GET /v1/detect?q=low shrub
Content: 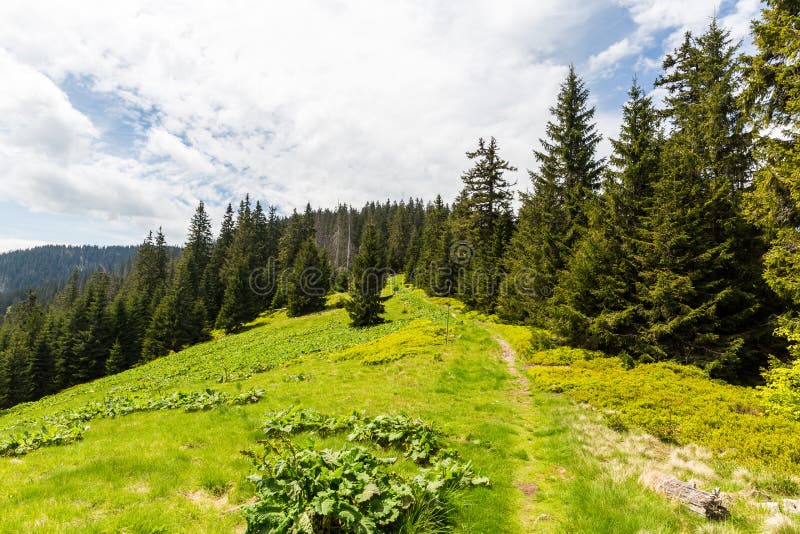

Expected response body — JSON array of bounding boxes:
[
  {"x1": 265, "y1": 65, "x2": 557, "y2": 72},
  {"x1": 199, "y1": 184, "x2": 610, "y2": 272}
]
[
  {"x1": 527, "y1": 357, "x2": 800, "y2": 476},
  {"x1": 759, "y1": 357, "x2": 800, "y2": 421},
  {"x1": 330, "y1": 320, "x2": 444, "y2": 365},
  {"x1": 524, "y1": 346, "x2": 603, "y2": 366},
  {"x1": 326, "y1": 292, "x2": 352, "y2": 309}
]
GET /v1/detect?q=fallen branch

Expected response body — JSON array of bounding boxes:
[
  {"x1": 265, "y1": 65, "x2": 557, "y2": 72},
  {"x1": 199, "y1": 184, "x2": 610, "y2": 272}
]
[{"x1": 640, "y1": 471, "x2": 729, "y2": 520}]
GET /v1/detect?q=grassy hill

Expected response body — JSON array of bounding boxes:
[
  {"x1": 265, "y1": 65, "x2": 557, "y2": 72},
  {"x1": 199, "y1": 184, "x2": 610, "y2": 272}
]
[{"x1": 1, "y1": 283, "x2": 798, "y2": 533}]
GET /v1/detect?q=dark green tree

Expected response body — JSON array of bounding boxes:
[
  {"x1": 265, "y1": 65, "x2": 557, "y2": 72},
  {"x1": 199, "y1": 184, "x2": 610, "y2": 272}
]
[
  {"x1": 550, "y1": 80, "x2": 662, "y2": 352},
  {"x1": 413, "y1": 196, "x2": 452, "y2": 296},
  {"x1": 215, "y1": 196, "x2": 264, "y2": 332},
  {"x1": 203, "y1": 203, "x2": 235, "y2": 320},
  {"x1": 387, "y1": 200, "x2": 409, "y2": 271},
  {"x1": 640, "y1": 20, "x2": 769, "y2": 379},
  {"x1": 287, "y1": 238, "x2": 329, "y2": 317},
  {"x1": 0, "y1": 292, "x2": 48, "y2": 405},
  {"x1": 449, "y1": 136, "x2": 516, "y2": 311},
  {"x1": 542, "y1": 65, "x2": 604, "y2": 250},
  {"x1": 121, "y1": 228, "x2": 170, "y2": 365},
  {"x1": 147, "y1": 202, "x2": 214, "y2": 359},
  {"x1": 76, "y1": 272, "x2": 114, "y2": 381},
  {"x1": 346, "y1": 223, "x2": 386, "y2": 326},
  {"x1": 500, "y1": 66, "x2": 602, "y2": 323},
  {"x1": 106, "y1": 297, "x2": 136, "y2": 374},
  {"x1": 744, "y1": 0, "x2": 800, "y2": 360},
  {"x1": 271, "y1": 205, "x2": 316, "y2": 308}
]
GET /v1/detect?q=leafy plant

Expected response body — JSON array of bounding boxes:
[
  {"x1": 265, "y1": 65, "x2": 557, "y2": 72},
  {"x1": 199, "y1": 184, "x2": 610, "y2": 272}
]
[
  {"x1": 244, "y1": 443, "x2": 416, "y2": 533},
  {"x1": 244, "y1": 408, "x2": 490, "y2": 533},
  {"x1": 0, "y1": 388, "x2": 265, "y2": 457},
  {"x1": 347, "y1": 414, "x2": 442, "y2": 463},
  {"x1": 261, "y1": 408, "x2": 444, "y2": 463}
]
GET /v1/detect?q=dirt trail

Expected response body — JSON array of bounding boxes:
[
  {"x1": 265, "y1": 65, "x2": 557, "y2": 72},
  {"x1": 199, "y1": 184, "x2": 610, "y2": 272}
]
[{"x1": 493, "y1": 335, "x2": 530, "y2": 391}]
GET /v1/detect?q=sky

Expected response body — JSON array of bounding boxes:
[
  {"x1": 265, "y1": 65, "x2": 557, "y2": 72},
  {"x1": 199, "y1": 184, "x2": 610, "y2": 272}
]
[{"x1": 0, "y1": 0, "x2": 763, "y2": 252}]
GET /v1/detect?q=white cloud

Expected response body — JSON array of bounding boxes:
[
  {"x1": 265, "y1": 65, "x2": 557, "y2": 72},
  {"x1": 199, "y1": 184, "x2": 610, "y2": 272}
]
[
  {"x1": 0, "y1": 49, "x2": 97, "y2": 161},
  {"x1": 0, "y1": 47, "x2": 198, "y2": 240},
  {"x1": 589, "y1": 38, "x2": 643, "y2": 75},
  {"x1": 0, "y1": 0, "x2": 764, "y2": 244},
  {"x1": 722, "y1": 0, "x2": 762, "y2": 49},
  {"x1": 144, "y1": 128, "x2": 215, "y2": 175},
  {"x1": 616, "y1": 0, "x2": 721, "y2": 36},
  {"x1": 1, "y1": 0, "x2": 610, "y2": 242},
  {"x1": 591, "y1": 0, "x2": 762, "y2": 76}
]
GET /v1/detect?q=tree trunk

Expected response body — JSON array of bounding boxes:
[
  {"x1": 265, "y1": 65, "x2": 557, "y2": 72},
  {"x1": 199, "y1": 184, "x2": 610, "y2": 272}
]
[{"x1": 640, "y1": 471, "x2": 729, "y2": 520}]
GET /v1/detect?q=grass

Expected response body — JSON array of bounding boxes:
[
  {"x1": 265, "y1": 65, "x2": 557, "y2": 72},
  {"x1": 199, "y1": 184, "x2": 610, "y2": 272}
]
[
  {"x1": 0, "y1": 282, "x2": 797, "y2": 532},
  {"x1": 0, "y1": 286, "x2": 533, "y2": 532}
]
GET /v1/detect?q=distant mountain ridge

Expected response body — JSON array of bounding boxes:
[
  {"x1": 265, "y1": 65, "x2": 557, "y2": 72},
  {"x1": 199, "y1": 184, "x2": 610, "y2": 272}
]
[{"x1": 0, "y1": 245, "x2": 139, "y2": 311}]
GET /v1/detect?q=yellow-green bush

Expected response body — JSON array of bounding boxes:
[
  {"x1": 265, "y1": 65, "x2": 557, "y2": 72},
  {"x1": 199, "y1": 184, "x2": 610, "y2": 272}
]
[
  {"x1": 325, "y1": 292, "x2": 352, "y2": 309},
  {"x1": 524, "y1": 346, "x2": 603, "y2": 366},
  {"x1": 329, "y1": 319, "x2": 445, "y2": 365},
  {"x1": 759, "y1": 358, "x2": 800, "y2": 421},
  {"x1": 527, "y1": 356, "x2": 800, "y2": 475}
]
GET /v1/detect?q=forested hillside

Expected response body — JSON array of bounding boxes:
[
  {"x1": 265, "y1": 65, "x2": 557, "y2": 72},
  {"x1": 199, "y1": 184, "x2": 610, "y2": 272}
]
[
  {"x1": 0, "y1": 245, "x2": 140, "y2": 311},
  {"x1": 1, "y1": 5, "x2": 799, "y2": 420}
]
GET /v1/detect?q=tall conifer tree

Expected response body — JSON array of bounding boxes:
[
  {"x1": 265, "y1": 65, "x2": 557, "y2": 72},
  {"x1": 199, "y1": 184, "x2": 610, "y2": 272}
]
[
  {"x1": 346, "y1": 223, "x2": 386, "y2": 326},
  {"x1": 745, "y1": 0, "x2": 800, "y2": 360},
  {"x1": 450, "y1": 136, "x2": 516, "y2": 311},
  {"x1": 500, "y1": 66, "x2": 602, "y2": 323},
  {"x1": 414, "y1": 196, "x2": 452, "y2": 296},
  {"x1": 642, "y1": 20, "x2": 768, "y2": 378},
  {"x1": 550, "y1": 81, "x2": 661, "y2": 351},
  {"x1": 287, "y1": 237, "x2": 329, "y2": 317},
  {"x1": 203, "y1": 203, "x2": 235, "y2": 320}
]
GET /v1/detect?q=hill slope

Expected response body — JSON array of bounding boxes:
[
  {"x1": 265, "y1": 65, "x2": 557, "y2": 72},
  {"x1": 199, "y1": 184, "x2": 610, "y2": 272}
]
[
  {"x1": 0, "y1": 285, "x2": 797, "y2": 532},
  {"x1": 0, "y1": 245, "x2": 139, "y2": 310}
]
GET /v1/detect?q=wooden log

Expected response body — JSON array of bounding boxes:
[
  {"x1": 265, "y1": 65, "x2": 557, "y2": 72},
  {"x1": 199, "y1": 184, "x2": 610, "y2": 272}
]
[{"x1": 640, "y1": 471, "x2": 729, "y2": 520}]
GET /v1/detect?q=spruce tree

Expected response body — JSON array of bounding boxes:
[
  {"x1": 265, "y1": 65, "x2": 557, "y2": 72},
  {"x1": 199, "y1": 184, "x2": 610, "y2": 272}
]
[
  {"x1": 542, "y1": 65, "x2": 604, "y2": 250},
  {"x1": 215, "y1": 196, "x2": 263, "y2": 332},
  {"x1": 287, "y1": 238, "x2": 329, "y2": 317},
  {"x1": 272, "y1": 205, "x2": 315, "y2": 308},
  {"x1": 0, "y1": 351, "x2": 28, "y2": 407},
  {"x1": 387, "y1": 200, "x2": 409, "y2": 272},
  {"x1": 450, "y1": 136, "x2": 516, "y2": 311},
  {"x1": 27, "y1": 314, "x2": 55, "y2": 399},
  {"x1": 121, "y1": 229, "x2": 171, "y2": 366},
  {"x1": 414, "y1": 196, "x2": 452, "y2": 296},
  {"x1": 203, "y1": 203, "x2": 235, "y2": 320},
  {"x1": 152, "y1": 201, "x2": 214, "y2": 356},
  {"x1": 105, "y1": 341, "x2": 125, "y2": 375},
  {"x1": 641, "y1": 20, "x2": 767, "y2": 379},
  {"x1": 550, "y1": 81, "x2": 661, "y2": 352},
  {"x1": 403, "y1": 199, "x2": 426, "y2": 283},
  {"x1": 500, "y1": 66, "x2": 602, "y2": 323},
  {"x1": 346, "y1": 223, "x2": 386, "y2": 326},
  {"x1": 106, "y1": 297, "x2": 135, "y2": 374},
  {"x1": 745, "y1": 0, "x2": 800, "y2": 360},
  {"x1": 0, "y1": 292, "x2": 48, "y2": 404},
  {"x1": 254, "y1": 203, "x2": 281, "y2": 307},
  {"x1": 142, "y1": 292, "x2": 175, "y2": 360},
  {"x1": 183, "y1": 202, "x2": 213, "y2": 298},
  {"x1": 76, "y1": 272, "x2": 113, "y2": 381}
]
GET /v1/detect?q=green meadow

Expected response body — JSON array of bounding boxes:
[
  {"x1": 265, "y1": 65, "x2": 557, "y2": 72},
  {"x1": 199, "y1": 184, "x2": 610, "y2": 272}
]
[{"x1": 0, "y1": 284, "x2": 797, "y2": 533}]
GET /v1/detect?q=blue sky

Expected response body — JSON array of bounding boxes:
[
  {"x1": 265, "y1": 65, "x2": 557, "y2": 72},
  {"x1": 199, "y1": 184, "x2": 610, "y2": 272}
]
[{"x1": 0, "y1": 0, "x2": 761, "y2": 252}]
